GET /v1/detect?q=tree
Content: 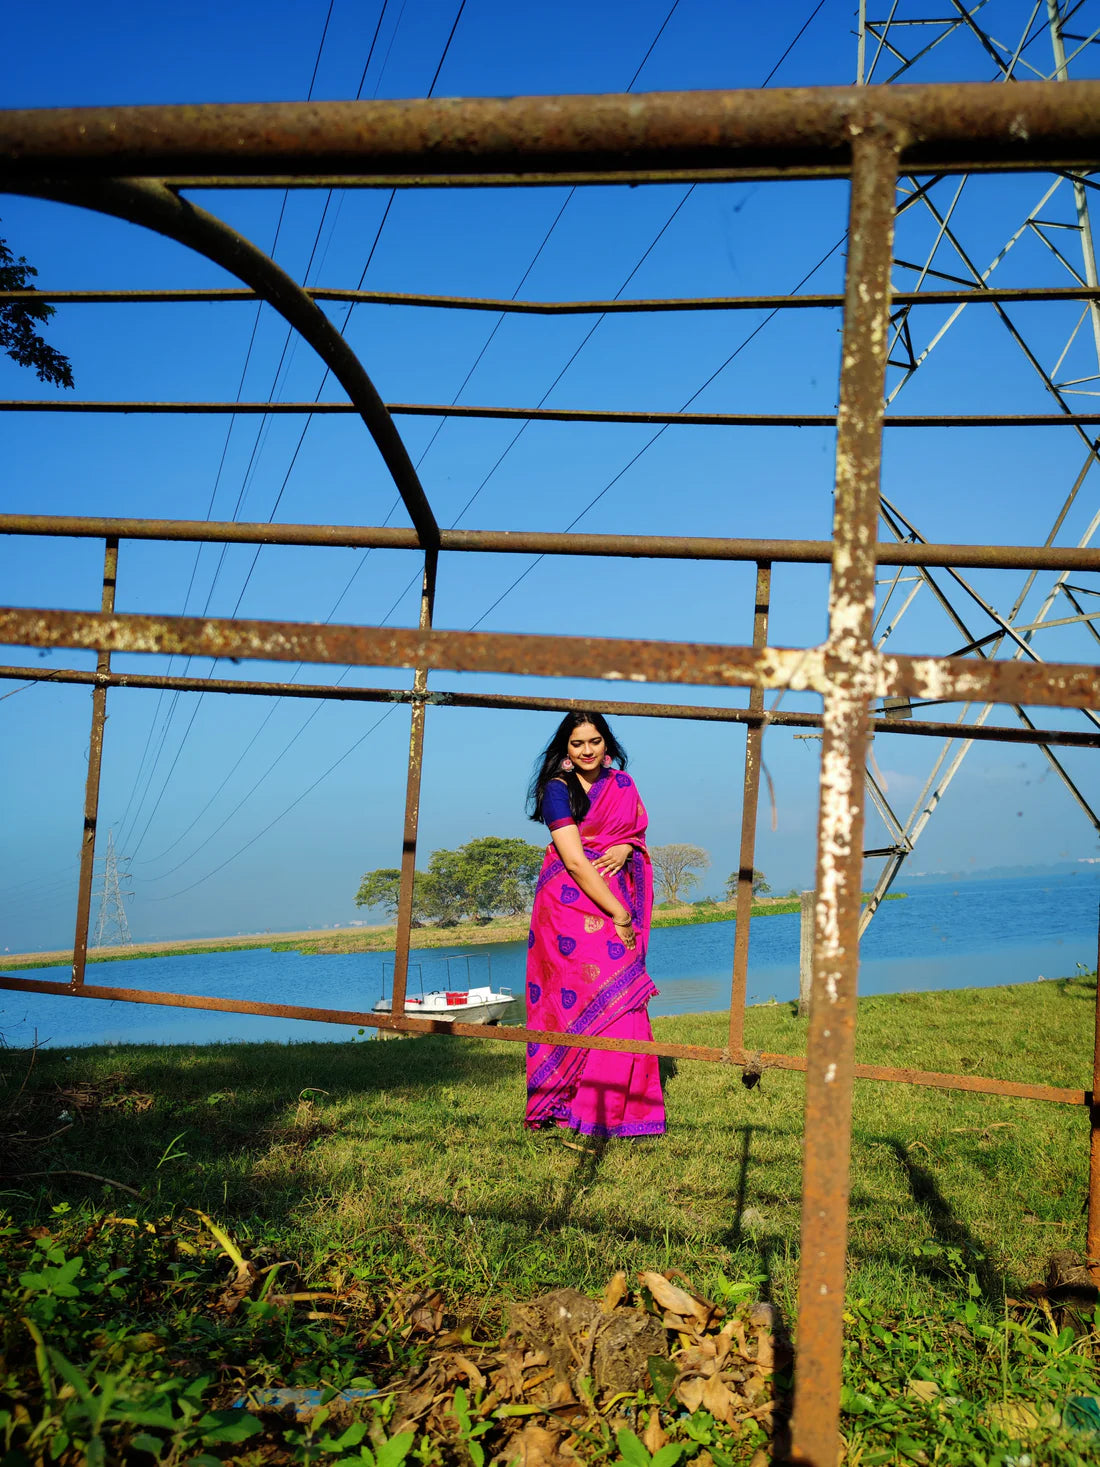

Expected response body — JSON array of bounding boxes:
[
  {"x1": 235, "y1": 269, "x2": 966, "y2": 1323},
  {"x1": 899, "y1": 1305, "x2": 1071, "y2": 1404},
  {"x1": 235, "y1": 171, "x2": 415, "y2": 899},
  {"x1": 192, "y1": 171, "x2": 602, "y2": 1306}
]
[
  {"x1": 356, "y1": 836, "x2": 547, "y2": 927},
  {"x1": 1, "y1": 223, "x2": 74, "y2": 388},
  {"x1": 650, "y1": 843, "x2": 710, "y2": 904},
  {"x1": 725, "y1": 868, "x2": 771, "y2": 900},
  {"x1": 355, "y1": 866, "x2": 437, "y2": 923},
  {"x1": 457, "y1": 836, "x2": 545, "y2": 918},
  {"x1": 355, "y1": 868, "x2": 403, "y2": 918}
]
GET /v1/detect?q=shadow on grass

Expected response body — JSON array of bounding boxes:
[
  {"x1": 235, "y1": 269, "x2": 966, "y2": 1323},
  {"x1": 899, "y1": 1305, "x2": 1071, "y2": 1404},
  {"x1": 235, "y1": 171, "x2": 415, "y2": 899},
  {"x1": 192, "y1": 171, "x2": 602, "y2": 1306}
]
[{"x1": 880, "y1": 1136, "x2": 1003, "y2": 1301}]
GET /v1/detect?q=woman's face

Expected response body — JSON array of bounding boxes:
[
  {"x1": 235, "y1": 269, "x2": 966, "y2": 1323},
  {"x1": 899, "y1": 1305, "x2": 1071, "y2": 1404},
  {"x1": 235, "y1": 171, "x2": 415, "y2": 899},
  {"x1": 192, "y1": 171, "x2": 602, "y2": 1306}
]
[{"x1": 567, "y1": 721, "x2": 606, "y2": 777}]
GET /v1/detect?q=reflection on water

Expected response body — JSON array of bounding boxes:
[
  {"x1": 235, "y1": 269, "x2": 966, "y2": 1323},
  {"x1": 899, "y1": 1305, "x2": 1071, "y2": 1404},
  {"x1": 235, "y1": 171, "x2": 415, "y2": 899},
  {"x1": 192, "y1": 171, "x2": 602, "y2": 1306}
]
[{"x1": 2, "y1": 873, "x2": 1096, "y2": 1048}]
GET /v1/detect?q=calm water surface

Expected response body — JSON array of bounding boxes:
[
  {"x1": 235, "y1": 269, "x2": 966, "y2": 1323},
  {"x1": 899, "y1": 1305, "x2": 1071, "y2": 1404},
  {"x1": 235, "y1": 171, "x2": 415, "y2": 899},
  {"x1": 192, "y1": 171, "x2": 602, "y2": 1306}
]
[{"x1": 3, "y1": 873, "x2": 1096, "y2": 1049}]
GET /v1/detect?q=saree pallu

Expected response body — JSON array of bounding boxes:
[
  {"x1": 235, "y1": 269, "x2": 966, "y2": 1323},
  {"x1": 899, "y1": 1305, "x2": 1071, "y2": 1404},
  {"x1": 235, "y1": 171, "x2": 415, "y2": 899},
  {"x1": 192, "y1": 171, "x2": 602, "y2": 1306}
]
[{"x1": 525, "y1": 770, "x2": 665, "y2": 1138}]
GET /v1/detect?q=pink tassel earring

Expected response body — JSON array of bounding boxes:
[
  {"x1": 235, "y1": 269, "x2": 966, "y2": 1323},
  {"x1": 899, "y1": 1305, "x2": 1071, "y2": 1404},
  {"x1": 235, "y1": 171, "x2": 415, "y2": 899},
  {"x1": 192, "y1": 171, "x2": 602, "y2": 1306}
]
[
  {"x1": 602, "y1": 754, "x2": 612, "y2": 767},
  {"x1": 560, "y1": 757, "x2": 574, "y2": 772}
]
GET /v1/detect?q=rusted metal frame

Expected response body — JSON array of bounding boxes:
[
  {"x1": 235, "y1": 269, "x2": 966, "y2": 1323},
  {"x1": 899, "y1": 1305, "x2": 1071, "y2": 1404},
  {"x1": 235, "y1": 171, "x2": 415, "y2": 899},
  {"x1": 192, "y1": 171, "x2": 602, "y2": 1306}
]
[
  {"x1": 1089, "y1": 905, "x2": 1100, "y2": 1281},
  {"x1": 0, "y1": 969, "x2": 1090, "y2": 1108},
  {"x1": 390, "y1": 550, "x2": 437, "y2": 1018},
  {"x1": 9, "y1": 177, "x2": 439, "y2": 549},
  {"x1": 3, "y1": 83, "x2": 1100, "y2": 181},
  {"x1": 6, "y1": 604, "x2": 1100, "y2": 710},
  {"x1": 791, "y1": 129, "x2": 900, "y2": 1467},
  {"x1": 728, "y1": 562, "x2": 771, "y2": 1055},
  {"x1": 70, "y1": 537, "x2": 118, "y2": 988},
  {"x1": 7, "y1": 284, "x2": 1100, "y2": 310},
  {"x1": 4, "y1": 662, "x2": 1100, "y2": 750},
  {"x1": 11, "y1": 511, "x2": 1100, "y2": 573},
  {"x1": 11, "y1": 397, "x2": 1100, "y2": 429}
]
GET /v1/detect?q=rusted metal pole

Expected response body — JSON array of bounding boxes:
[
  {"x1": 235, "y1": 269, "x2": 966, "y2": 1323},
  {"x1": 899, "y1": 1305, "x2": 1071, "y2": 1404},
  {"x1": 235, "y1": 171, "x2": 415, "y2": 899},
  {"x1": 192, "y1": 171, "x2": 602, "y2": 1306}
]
[
  {"x1": 389, "y1": 550, "x2": 437, "y2": 1018},
  {"x1": 7, "y1": 511, "x2": 1100, "y2": 575},
  {"x1": 728, "y1": 561, "x2": 771, "y2": 1054},
  {"x1": 70, "y1": 537, "x2": 119, "y2": 987},
  {"x1": 3, "y1": 662, "x2": 1098, "y2": 749},
  {"x1": 790, "y1": 129, "x2": 900, "y2": 1466},
  {"x1": 1088, "y1": 903, "x2": 1100, "y2": 1282},
  {"x1": 798, "y1": 891, "x2": 815, "y2": 1017}
]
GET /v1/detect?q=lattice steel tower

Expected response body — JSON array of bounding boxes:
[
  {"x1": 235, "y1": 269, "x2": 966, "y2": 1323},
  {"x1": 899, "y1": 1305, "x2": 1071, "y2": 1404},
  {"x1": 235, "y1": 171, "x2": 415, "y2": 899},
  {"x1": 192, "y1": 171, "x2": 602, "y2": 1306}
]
[
  {"x1": 852, "y1": 0, "x2": 1100, "y2": 926},
  {"x1": 92, "y1": 829, "x2": 134, "y2": 948}
]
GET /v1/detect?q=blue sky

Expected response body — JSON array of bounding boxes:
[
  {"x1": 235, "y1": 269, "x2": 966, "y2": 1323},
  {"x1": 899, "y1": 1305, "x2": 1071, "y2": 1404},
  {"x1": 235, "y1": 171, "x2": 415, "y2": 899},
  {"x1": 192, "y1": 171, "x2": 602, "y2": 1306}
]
[{"x1": 2, "y1": 0, "x2": 1100, "y2": 953}]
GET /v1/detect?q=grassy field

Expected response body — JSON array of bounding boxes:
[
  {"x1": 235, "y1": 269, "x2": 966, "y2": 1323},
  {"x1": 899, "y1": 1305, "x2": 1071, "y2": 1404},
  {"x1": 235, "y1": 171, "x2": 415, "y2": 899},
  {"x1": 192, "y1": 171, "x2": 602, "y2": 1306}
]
[{"x1": 2, "y1": 978, "x2": 1097, "y2": 1464}]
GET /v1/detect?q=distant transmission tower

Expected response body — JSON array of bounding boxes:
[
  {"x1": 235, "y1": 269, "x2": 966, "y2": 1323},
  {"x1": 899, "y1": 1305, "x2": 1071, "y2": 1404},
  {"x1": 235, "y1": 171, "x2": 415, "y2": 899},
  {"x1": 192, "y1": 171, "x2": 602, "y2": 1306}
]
[
  {"x1": 92, "y1": 829, "x2": 134, "y2": 947},
  {"x1": 849, "y1": 0, "x2": 1100, "y2": 929}
]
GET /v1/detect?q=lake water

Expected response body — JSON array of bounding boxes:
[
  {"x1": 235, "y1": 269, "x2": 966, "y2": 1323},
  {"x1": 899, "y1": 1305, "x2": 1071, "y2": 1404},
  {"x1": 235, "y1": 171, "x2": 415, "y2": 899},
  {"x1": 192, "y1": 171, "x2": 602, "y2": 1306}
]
[{"x1": 2, "y1": 873, "x2": 1097, "y2": 1050}]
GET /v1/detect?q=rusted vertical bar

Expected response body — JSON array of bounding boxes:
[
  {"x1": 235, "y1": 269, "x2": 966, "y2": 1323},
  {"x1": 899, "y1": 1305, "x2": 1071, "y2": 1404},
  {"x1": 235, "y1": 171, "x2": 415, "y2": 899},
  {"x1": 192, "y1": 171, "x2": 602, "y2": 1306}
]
[
  {"x1": 728, "y1": 560, "x2": 771, "y2": 1053},
  {"x1": 790, "y1": 128, "x2": 900, "y2": 1466},
  {"x1": 71, "y1": 536, "x2": 119, "y2": 987},
  {"x1": 389, "y1": 548, "x2": 437, "y2": 1016},
  {"x1": 1087, "y1": 903, "x2": 1100, "y2": 1282},
  {"x1": 798, "y1": 890, "x2": 815, "y2": 1016}
]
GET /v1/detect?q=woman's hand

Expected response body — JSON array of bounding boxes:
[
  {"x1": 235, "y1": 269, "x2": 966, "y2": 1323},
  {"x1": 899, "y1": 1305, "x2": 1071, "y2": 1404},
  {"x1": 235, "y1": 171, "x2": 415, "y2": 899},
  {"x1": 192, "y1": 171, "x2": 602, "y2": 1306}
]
[
  {"x1": 612, "y1": 912, "x2": 637, "y2": 951},
  {"x1": 594, "y1": 843, "x2": 632, "y2": 877}
]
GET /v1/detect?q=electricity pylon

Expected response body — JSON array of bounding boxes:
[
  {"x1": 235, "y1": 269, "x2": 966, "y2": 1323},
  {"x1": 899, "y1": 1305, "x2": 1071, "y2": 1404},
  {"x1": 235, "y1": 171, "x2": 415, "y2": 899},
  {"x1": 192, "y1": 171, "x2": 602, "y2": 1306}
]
[
  {"x1": 844, "y1": 0, "x2": 1100, "y2": 928},
  {"x1": 92, "y1": 830, "x2": 134, "y2": 947}
]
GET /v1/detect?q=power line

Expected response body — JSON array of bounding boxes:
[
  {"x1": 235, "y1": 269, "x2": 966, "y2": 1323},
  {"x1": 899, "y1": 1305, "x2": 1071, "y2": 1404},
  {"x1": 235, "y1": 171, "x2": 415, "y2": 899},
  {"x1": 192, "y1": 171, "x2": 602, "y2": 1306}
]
[
  {"x1": 136, "y1": 0, "x2": 471, "y2": 886},
  {"x1": 116, "y1": 0, "x2": 341, "y2": 854},
  {"x1": 140, "y1": 0, "x2": 834, "y2": 901},
  {"x1": 129, "y1": 0, "x2": 403, "y2": 865}
]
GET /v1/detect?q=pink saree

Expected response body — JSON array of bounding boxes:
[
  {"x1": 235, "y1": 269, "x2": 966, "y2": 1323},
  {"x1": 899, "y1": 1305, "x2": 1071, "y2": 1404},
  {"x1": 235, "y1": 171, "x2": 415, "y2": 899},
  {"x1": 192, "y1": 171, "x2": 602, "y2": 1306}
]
[{"x1": 525, "y1": 770, "x2": 665, "y2": 1138}]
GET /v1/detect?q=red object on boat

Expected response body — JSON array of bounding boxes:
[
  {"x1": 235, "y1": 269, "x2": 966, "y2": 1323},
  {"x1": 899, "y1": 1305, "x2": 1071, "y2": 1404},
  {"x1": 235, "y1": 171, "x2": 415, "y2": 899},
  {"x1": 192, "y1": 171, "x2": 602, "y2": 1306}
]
[{"x1": 445, "y1": 992, "x2": 465, "y2": 1005}]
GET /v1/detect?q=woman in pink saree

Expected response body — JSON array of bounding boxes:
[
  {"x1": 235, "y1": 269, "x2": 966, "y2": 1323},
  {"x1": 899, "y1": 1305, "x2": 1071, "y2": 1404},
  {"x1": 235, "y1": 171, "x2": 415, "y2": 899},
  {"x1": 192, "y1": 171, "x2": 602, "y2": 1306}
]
[{"x1": 524, "y1": 711, "x2": 665, "y2": 1138}]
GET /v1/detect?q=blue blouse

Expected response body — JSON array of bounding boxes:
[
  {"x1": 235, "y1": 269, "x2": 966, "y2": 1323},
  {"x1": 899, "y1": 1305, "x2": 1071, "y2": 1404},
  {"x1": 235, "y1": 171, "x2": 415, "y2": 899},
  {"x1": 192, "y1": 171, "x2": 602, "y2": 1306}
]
[{"x1": 541, "y1": 770, "x2": 608, "y2": 831}]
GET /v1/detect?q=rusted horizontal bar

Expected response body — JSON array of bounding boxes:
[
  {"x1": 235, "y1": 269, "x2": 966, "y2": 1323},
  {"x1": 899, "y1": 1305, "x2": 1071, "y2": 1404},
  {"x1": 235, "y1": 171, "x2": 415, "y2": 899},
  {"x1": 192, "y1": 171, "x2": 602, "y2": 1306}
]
[
  {"x1": 5, "y1": 512, "x2": 1100, "y2": 573},
  {"x1": 6, "y1": 399, "x2": 1100, "y2": 429},
  {"x1": 0, "y1": 972, "x2": 1087, "y2": 1107},
  {"x1": 3, "y1": 83, "x2": 1100, "y2": 183},
  {"x1": 2, "y1": 604, "x2": 1100, "y2": 710},
  {"x1": 3, "y1": 662, "x2": 1098, "y2": 750},
  {"x1": 3, "y1": 284, "x2": 1099, "y2": 311}
]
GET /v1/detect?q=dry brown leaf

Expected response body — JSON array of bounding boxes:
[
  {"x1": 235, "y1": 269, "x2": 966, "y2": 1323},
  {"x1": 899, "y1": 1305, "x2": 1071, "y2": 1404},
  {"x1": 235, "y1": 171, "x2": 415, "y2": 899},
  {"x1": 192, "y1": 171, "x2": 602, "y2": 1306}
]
[
  {"x1": 749, "y1": 1450, "x2": 769, "y2": 1467},
  {"x1": 675, "y1": 1377, "x2": 706, "y2": 1414},
  {"x1": 755, "y1": 1330, "x2": 774, "y2": 1372},
  {"x1": 724, "y1": 1318, "x2": 752, "y2": 1360},
  {"x1": 405, "y1": 1289, "x2": 445, "y2": 1336},
  {"x1": 643, "y1": 1272, "x2": 699, "y2": 1317},
  {"x1": 511, "y1": 1425, "x2": 567, "y2": 1467},
  {"x1": 643, "y1": 1408, "x2": 667, "y2": 1454},
  {"x1": 742, "y1": 1370, "x2": 768, "y2": 1405},
  {"x1": 601, "y1": 1271, "x2": 628, "y2": 1313},
  {"x1": 453, "y1": 1355, "x2": 486, "y2": 1389},
  {"x1": 701, "y1": 1374, "x2": 738, "y2": 1425},
  {"x1": 907, "y1": 1379, "x2": 940, "y2": 1403},
  {"x1": 217, "y1": 1259, "x2": 260, "y2": 1315}
]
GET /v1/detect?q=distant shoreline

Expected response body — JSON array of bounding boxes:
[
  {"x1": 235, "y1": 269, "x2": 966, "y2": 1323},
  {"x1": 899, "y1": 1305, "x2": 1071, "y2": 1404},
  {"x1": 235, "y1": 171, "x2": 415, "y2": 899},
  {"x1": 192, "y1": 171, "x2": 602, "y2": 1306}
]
[{"x1": 3, "y1": 892, "x2": 906, "y2": 972}]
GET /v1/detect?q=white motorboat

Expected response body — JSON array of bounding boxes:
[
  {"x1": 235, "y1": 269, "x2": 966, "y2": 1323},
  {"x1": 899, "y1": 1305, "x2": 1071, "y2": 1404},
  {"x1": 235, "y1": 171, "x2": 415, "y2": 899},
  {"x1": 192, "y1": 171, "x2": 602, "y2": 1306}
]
[{"x1": 372, "y1": 984, "x2": 514, "y2": 1025}]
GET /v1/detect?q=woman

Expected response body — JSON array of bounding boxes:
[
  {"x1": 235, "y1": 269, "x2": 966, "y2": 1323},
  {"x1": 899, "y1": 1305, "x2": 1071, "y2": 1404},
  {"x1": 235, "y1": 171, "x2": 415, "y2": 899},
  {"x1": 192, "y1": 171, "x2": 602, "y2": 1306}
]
[{"x1": 524, "y1": 711, "x2": 665, "y2": 1138}]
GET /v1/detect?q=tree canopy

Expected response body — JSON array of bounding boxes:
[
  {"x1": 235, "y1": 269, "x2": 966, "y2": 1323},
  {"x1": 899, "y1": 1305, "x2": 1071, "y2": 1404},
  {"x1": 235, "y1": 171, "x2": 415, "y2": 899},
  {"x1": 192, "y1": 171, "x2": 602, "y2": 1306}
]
[
  {"x1": 1, "y1": 223, "x2": 74, "y2": 388},
  {"x1": 356, "y1": 836, "x2": 545, "y2": 926},
  {"x1": 649, "y1": 843, "x2": 710, "y2": 903}
]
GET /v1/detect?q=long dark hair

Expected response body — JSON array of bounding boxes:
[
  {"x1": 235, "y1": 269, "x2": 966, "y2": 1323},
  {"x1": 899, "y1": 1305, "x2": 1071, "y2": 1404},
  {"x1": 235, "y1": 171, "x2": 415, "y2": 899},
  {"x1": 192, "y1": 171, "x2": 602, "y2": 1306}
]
[{"x1": 526, "y1": 711, "x2": 628, "y2": 826}]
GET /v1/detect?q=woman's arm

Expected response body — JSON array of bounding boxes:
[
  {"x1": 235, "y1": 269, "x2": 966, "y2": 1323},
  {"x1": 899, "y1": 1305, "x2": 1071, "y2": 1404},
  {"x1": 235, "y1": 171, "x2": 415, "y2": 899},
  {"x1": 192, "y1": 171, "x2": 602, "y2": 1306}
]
[{"x1": 549, "y1": 823, "x2": 636, "y2": 950}]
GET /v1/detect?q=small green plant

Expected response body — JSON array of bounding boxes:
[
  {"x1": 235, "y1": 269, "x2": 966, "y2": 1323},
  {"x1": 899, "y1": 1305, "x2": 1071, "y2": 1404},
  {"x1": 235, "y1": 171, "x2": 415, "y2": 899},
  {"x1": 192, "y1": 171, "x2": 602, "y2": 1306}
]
[{"x1": 615, "y1": 1426, "x2": 684, "y2": 1467}]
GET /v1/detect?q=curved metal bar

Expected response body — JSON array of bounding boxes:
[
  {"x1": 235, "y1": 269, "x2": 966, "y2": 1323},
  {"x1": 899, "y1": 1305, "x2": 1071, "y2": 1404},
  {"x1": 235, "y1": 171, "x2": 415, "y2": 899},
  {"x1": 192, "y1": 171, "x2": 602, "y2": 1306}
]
[{"x1": 12, "y1": 176, "x2": 439, "y2": 547}]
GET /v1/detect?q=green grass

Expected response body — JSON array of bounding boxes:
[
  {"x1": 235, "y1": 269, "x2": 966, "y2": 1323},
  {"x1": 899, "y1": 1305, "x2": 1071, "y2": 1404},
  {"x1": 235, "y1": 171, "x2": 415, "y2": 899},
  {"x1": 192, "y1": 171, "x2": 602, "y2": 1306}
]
[{"x1": 2, "y1": 976, "x2": 1098, "y2": 1464}]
